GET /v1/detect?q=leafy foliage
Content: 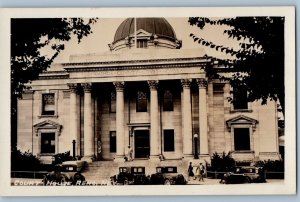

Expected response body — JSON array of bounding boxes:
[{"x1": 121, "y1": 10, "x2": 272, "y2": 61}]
[
  {"x1": 52, "y1": 151, "x2": 75, "y2": 165},
  {"x1": 11, "y1": 18, "x2": 97, "y2": 100},
  {"x1": 189, "y1": 17, "x2": 285, "y2": 115},
  {"x1": 210, "y1": 152, "x2": 236, "y2": 172},
  {"x1": 11, "y1": 148, "x2": 41, "y2": 171},
  {"x1": 255, "y1": 160, "x2": 284, "y2": 172},
  {"x1": 11, "y1": 18, "x2": 97, "y2": 147}
]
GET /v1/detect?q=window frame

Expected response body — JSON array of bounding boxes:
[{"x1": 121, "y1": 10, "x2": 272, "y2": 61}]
[
  {"x1": 40, "y1": 132, "x2": 56, "y2": 154},
  {"x1": 109, "y1": 131, "x2": 117, "y2": 153},
  {"x1": 233, "y1": 128, "x2": 251, "y2": 151},
  {"x1": 136, "y1": 91, "x2": 148, "y2": 112},
  {"x1": 163, "y1": 90, "x2": 174, "y2": 111},
  {"x1": 109, "y1": 91, "x2": 116, "y2": 113},
  {"x1": 39, "y1": 90, "x2": 58, "y2": 118},
  {"x1": 163, "y1": 129, "x2": 175, "y2": 152}
]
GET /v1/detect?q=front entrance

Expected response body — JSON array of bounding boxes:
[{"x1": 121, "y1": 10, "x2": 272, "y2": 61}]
[{"x1": 134, "y1": 130, "x2": 150, "y2": 158}]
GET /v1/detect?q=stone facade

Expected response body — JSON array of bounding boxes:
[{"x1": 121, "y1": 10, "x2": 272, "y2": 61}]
[{"x1": 16, "y1": 18, "x2": 280, "y2": 167}]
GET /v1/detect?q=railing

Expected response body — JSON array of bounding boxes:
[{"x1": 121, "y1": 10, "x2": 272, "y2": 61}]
[
  {"x1": 206, "y1": 171, "x2": 284, "y2": 179},
  {"x1": 11, "y1": 171, "x2": 48, "y2": 179}
]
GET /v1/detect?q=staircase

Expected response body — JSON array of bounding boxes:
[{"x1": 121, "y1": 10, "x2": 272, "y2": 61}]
[
  {"x1": 81, "y1": 159, "x2": 190, "y2": 183},
  {"x1": 82, "y1": 161, "x2": 119, "y2": 183}
]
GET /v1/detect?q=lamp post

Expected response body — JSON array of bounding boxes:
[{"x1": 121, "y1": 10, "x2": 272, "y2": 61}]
[
  {"x1": 72, "y1": 140, "x2": 76, "y2": 159},
  {"x1": 194, "y1": 134, "x2": 199, "y2": 159}
]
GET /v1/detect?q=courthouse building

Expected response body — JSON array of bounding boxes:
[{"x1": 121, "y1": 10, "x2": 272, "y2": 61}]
[{"x1": 17, "y1": 18, "x2": 281, "y2": 170}]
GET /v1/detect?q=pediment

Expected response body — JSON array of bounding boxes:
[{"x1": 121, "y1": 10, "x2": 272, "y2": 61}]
[
  {"x1": 34, "y1": 120, "x2": 61, "y2": 128},
  {"x1": 133, "y1": 29, "x2": 152, "y2": 38},
  {"x1": 226, "y1": 115, "x2": 258, "y2": 131},
  {"x1": 33, "y1": 120, "x2": 62, "y2": 136}
]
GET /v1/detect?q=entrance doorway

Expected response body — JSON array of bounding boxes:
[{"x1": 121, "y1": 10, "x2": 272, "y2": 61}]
[{"x1": 134, "y1": 130, "x2": 150, "y2": 158}]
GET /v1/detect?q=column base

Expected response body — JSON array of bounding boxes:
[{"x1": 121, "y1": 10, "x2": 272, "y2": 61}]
[{"x1": 114, "y1": 155, "x2": 126, "y2": 162}]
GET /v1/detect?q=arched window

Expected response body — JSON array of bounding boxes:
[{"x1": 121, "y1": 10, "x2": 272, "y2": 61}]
[
  {"x1": 163, "y1": 90, "x2": 173, "y2": 111},
  {"x1": 136, "y1": 91, "x2": 147, "y2": 112}
]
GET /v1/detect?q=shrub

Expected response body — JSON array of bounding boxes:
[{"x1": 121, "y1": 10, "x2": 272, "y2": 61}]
[
  {"x1": 52, "y1": 151, "x2": 75, "y2": 165},
  {"x1": 11, "y1": 148, "x2": 41, "y2": 171},
  {"x1": 210, "y1": 152, "x2": 236, "y2": 172},
  {"x1": 254, "y1": 160, "x2": 284, "y2": 172}
]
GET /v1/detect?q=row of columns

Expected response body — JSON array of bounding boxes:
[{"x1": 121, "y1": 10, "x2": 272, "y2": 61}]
[{"x1": 68, "y1": 79, "x2": 209, "y2": 161}]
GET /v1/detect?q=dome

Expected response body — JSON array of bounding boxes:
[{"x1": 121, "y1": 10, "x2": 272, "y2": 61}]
[
  {"x1": 109, "y1": 18, "x2": 182, "y2": 51},
  {"x1": 113, "y1": 18, "x2": 177, "y2": 43}
]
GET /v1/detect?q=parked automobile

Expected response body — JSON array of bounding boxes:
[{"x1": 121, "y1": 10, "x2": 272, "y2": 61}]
[
  {"x1": 110, "y1": 167, "x2": 150, "y2": 185},
  {"x1": 150, "y1": 166, "x2": 187, "y2": 185},
  {"x1": 43, "y1": 160, "x2": 86, "y2": 185},
  {"x1": 220, "y1": 166, "x2": 266, "y2": 184}
]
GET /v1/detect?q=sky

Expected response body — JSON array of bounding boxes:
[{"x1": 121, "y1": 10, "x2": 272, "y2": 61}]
[{"x1": 53, "y1": 17, "x2": 240, "y2": 63}]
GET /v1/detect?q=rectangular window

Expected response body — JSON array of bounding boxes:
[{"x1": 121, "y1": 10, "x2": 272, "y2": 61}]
[
  {"x1": 213, "y1": 83, "x2": 224, "y2": 93},
  {"x1": 137, "y1": 39, "x2": 148, "y2": 48},
  {"x1": 42, "y1": 93, "x2": 55, "y2": 115},
  {"x1": 233, "y1": 87, "x2": 248, "y2": 110},
  {"x1": 234, "y1": 128, "x2": 250, "y2": 151},
  {"x1": 163, "y1": 90, "x2": 174, "y2": 111},
  {"x1": 110, "y1": 91, "x2": 116, "y2": 113},
  {"x1": 41, "y1": 133, "x2": 55, "y2": 154},
  {"x1": 164, "y1": 129, "x2": 175, "y2": 152},
  {"x1": 110, "y1": 131, "x2": 116, "y2": 153},
  {"x1": 136, "y1": 91, "x2": 147, "y2": 112}
]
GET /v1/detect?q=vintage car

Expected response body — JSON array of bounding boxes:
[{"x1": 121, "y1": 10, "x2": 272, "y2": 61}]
[
  {"x1": 220, "y1": 166, "x2": 266, "y2": 184},
  {"x1": 110, "y1": 167, "x2": 150, "y2": 185},
  {"x1": 150, "y1": 166, "x2": 187, "y2": 185},
  {"x1": 43, "y1": 160, "x2": 86, "y2": 185}
]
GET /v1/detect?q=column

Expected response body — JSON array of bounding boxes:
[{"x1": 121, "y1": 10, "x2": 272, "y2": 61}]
[
  {"x1": 68, "y1": 83, "x2": 78, "y2": 156},
  {"x1": 181, "y1": 79, "x2": 193, "y2": 157},
  {"x1": 196, "y1": 78, "x2": 209, "y2": 156},
  {"x1": 82, "y1": 83, "x2": 94, "y2": 161},
  {"x1": 148, "y1": 80, "x2": 160, "y2": 159},
  {"x1": 113, "y1": 82, "x2": 125, "y2": 160}
]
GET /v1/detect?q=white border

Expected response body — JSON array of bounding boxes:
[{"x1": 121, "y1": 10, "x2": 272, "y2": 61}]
[{"x1": 0, "y1": 7, "x2": 296, "y2": 196}]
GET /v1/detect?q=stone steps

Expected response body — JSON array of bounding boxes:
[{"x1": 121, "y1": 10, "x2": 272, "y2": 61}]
[{"x1": 81, "y1": 159, "x2": 191, "y2": 182}]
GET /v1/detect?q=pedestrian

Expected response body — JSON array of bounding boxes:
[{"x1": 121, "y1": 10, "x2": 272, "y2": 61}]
[
  {"x1": 196, "y1": 163, "x2": 205, "y2": 182},
  {"x1": 188, "y1": 162, "x2": 194, "y2": 181},
  {"x1": 127, "y1": 145, "x2": 133, "y2": 161}
]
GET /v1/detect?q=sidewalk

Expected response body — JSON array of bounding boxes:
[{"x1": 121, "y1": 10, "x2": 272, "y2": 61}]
[{"x1": 187, "y1": 178, "x2": 284, "y2": 185}]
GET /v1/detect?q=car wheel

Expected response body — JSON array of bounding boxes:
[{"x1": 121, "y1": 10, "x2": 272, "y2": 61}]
[
  {"x1": 244, "y1": 177, "x2": 251, "y2": 183},
  {"x1": 124, "y1": 179, "x2": 129, "y2": 185},
  {"x1": 164, "y1": 179, "x2": 171, "y2": 185}
]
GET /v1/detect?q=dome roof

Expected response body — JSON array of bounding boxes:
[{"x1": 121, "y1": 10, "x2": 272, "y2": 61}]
[{"x1": 113, "y1": 18, "x2": 177, "y2": 43}]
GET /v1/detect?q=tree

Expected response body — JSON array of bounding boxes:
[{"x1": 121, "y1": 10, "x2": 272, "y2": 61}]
[
  {"x1": 189, "y1": 17, "x2": 285, "y2": 115},
  {"x1": 11, "y1": 18, "x2": 97, "y2": 147}
]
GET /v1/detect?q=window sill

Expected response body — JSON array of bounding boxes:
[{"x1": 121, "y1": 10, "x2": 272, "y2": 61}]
[
  {"x1": 232, "y1": 150, "x2": 254, "y2": 154},
  {"x1": 38, "y1": 115, "x2": 58, "y2": 118},
  {"x1": 230, "y1": 109, "x2": 253, "y2": 113}
]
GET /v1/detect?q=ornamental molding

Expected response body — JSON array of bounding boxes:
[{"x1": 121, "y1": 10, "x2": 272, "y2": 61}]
[
  {"x1": 63, "y1": 57, "x2": 209, "y2": 72},
  {"x1": 147, "y1": 80, "x2": 159, "y2": 90},
  {"x1": 196, "y1": 78, "x2": 208, "y2": 88},
  {"x1": 82, "y1": 83, "x2": 92, "y2": 93},
  {"x1": 113, "y1": 81, "x2": 125, "y2": 91},
  {"x1": 33, "y1": 120, "x2": 62, "y2": 136},
  {"x1": 180, "y1": 79, "x2": 192, "y2": 89},
  {"x1": 226, "y1": 115, "x2": 258, "y2": 132},
  {"x1": 67, "y1": 83, "x2": 78, "y2": 93}
]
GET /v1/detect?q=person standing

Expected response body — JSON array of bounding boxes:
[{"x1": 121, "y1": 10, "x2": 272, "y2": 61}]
[
  {"x1": 196, "y1": 163, "x2": 205, "y2": 182},
  {"x1": 127, "y1": 145, "x2": 133, "y2": 161},
  {"x1": 188, "y1": 162, "x2": 194, "y2": 181}
]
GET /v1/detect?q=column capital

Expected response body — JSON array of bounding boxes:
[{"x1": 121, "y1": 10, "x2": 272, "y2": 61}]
[
  {"x1": 113, "y1": 81, "x2": 125, "y2": 91},
  {"x1": 82, "y1": 83, "x2": 92, "y2": 93},
  {"x1": 181, "y1": 79, "x2": 192, "y2": 89},
  {"x1": 196, "y1": 78, "x2": 208, "y2": 88},
  {"x1": 67, "y1": 83, "x2": 78, "y2": 93},
  {"x1": 147, "y1": 80, "x2": 159, "y2": 90}
]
